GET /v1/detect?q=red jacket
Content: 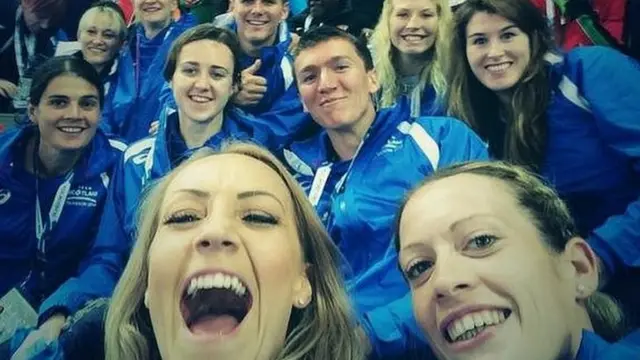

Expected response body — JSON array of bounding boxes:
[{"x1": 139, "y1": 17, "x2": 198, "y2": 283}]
[
  {"x1": 118, "y1": 0, "x2": 134, "y2": 24},
  {"x1": 531, "y1": 0, "x2": 626, "y2": 50}
]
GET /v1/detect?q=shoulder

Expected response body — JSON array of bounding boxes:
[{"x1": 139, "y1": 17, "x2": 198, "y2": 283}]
[
  {"x1": 123, "y1": 136, "x2": 155, "y2": 165},
  {"x1": 412, "y1": 116, "x2": 480, "y2": 140}
]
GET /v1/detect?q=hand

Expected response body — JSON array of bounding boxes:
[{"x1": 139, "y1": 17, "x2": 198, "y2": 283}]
[
  {"x1": 149, "y1": 120, "x2": 159, "y2": 135},
  {"x1": 288, "y1": 33, "x2": 300, "y2": 54},
  {"x1": 0, "y1": 79, "x2": 18, "y2": 99},
  {"x1": 10, "y1": 315, "x2": 66, "y2": 360},
  {"x1": 233, "y1": 59, "x2": 267, "y2": 107}
]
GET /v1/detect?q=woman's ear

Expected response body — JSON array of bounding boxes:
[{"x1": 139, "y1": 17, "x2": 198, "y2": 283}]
[
  {"x1": 291, "y1": 264, "x2": 312, "y2": 309},
  {"x1": 28, "y1": 104, "x2": 38, "y2": 125},
  {"x1": 562, "y1": 237, "x2": 599, "y2": 301}
]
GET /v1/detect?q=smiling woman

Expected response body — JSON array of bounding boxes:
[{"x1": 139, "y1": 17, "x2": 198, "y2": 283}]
[
  {"x1": 395, "y1": 161, "x2": 640, "y2": 360},
  {"x1": 104, "y1": 142, "x2": 368, "y2": 360}
]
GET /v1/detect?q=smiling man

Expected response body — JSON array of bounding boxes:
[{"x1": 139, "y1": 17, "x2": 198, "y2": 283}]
[{"x1": 282, "y1": 26, "x2": 489, "y2": 358}]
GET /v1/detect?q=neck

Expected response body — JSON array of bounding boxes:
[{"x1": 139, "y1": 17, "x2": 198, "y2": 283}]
[
  {"x1": 239, "y1": 31, "x2": 278, "y2": 58},
  {"x1": 569, "y1": 311, "x2": 595, "y2": 359},
  {"x1": 142, "y1": 19, "x2": 171, "y2": 39},
  {"x1": 397, "y1": 51, "x2": 431, "y2": 77},
  {"x1": 92, "y1": 63, "x2": 105, "y2": 75},
  {"x1": 178, "y1": 111, "x2": 225, "y2": 149},
  {"x1": 326, "y1": 103, "x2": 376, "y2": 161},
  {"x1": 496, "y1": 89, "x2": 513, "y2": 109},
  {"x1": 30, "y1": 137, "x2": 82, "y2": 178}
]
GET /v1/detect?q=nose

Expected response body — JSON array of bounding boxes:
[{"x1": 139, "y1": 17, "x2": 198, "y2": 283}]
[
  {"x1": 406, "y1": 13, "x2": 421, "y2": 29},
  {"x1": 65, "y1": 103, "x2": 82, "y2": 119},
  {"x1": 318, "y1": 68, "x2": 338, "y2": 93},
  {"x1": 193, "y1": 71, "x2": 210, "y2": 90},
  {"x1": 487, "y1": 39, "x2": 506, "y2": 58},
  {"x1": 250, "y1": 1, "x2": 265, "y2": 13},
  {"x1": 39, "y1": 18, "x2": 51, "y2": 30},
  {"x1": 192, "y1": 213, "x2": 239, "y2": 254},
  {"x1": 431, "y1": 253, "x2": 476, "y2": 300}
]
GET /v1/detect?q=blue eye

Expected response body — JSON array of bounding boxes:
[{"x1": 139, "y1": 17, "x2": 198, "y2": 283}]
[
  {"x1": 405, "y1": 259, "x2": 433, "y2": 281},
  {"x1": 466, "y1": 234, "x2": 498, "y2": 250}
]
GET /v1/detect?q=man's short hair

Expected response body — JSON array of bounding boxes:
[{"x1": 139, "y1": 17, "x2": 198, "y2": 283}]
[{"x1": 293, "y1": 26, "x2": 374, "y2": 71}]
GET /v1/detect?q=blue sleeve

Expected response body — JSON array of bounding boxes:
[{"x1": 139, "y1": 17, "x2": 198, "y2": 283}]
[
  {"x1": 38, "y1": 160, "x2": 132, "y2": 320},
  {"x1": 251, "y1": 86, "x2": 314, "y2": 148},
  {"x1": 567, "y1": 47, "x2": 640, "y2": 276},
  {"x1": 359, "y1": 118, "x2": 487, "y2": 357}
]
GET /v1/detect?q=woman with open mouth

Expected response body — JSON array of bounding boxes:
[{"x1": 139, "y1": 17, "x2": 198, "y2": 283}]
[
  {"x1": 370, "y1": 0, "x2": 451, "y2": 117},
  {"x1": 443, "y1": 0, "x2": 640, "y2": 326},
  {"x1": 0, "y1": 55, "x2": 125, "y2": 358},
  {"x1": 104, "y1": 142, "x2": 368, "y2": 360},
  {"x1": 395, "y1": 161, "x2": 640, "y2": 360}
]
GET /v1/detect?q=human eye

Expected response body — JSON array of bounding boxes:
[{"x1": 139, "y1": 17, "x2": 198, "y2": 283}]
[
  {"x1": 210, "y1": 69, "x2": 228, "y2": 80},
  {"x1": 404, "y1": 259, "x2": 433, "y2": 281},
  {"x1": 465, "y1": 234, "x2": 498, "y2": 251},
  {"x1": 49, "y1": 98, "x2": 68, "y2": 108},
  {"x1": 163, "y1": 209, "x2": 202, "y2": 225},
  {"x1": 300, "y1": 72, "x2": 317, "y2": 84},
  {"x1": 472, "y1": 36, "x2": 487, "y2": 46},
  {"x1": 181, "y1": 65, "x2": 198, "y2": 76},
  {"x1": 79, "y1": 97, "x2": 99, "y2": 110},
  {"x1": 395, "y1": 11, "x2": 409, "y2": 19},
  {"x1": 242, "y1": 210, "x2": 279, "y2": 226},
  {"x1": 501, "y1": 31, "x2": 517, "y2": 41},
  {"x1": 87, "y1": 28, "x2": 97, "y2": 35}
]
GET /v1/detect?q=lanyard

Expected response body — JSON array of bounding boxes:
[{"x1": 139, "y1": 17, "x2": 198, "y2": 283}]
[
  {"x1": 308, "y1": 136, "x2": 367, "y2": 207},
  {"x1": 13, "y1": 8, "x2": 36, "y2": 80},
  {"x1": 33, "y1": 144, "x2": 74, "y2": 260}
]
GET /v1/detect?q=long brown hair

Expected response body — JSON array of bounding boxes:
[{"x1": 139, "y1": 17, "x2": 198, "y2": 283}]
[
  {"x1": 105, "y1": 142, "x2": 369, "y2": 360},
  {"x1": 444, "y1": 0, "x2": 556, "y2": 171}
]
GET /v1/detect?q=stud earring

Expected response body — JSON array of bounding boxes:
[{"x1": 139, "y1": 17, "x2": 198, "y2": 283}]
[
  {"x1": 577, "y1": 284, "x2": 586, "y2": 294},
  {"x1": 297, "y1": 298, "x2": 306, "y2": 307}
]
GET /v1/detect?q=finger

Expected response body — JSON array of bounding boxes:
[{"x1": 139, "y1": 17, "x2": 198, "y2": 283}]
[
  {"x1": 247, "y1": 76, "x2": 267, "y2": 87},
  {"x1": 242, "y1": 59, "x2": 262, "y2": 75}
]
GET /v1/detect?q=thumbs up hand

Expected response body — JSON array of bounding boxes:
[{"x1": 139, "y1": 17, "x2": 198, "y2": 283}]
[{"x1": 233, "y1": 59, "x2": 268, "y2": 107}]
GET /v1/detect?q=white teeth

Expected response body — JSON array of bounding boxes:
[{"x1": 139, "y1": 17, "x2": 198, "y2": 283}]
[
  {"x1": 189, "y1": 95, "x2": 212, "y2": 103},
  {"x1": 59, "y1": 127, "x2": 83, "y2": 133},
  {"x1": 186, "y1": 273, "x2": 248, "y2": 298},
  {"x1": 486, "y1": 63, "x2": 511, "y2": 72},
  {"x1": 247, "y1": 20, "x2": 268, "y2": 25},
  {"x1": 445, "y1": 309, "x2": 508, "y2": 343},
  {"x1": 403, "y1": 35, "x2": 425, "y2": 41}
]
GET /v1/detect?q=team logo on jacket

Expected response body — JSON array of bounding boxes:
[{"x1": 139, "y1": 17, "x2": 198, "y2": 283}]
[
  {"x1": 377, "y1": 136, "x2": 403, "y2": 156},
  {"x1": 66, "y1": 185, "x2": 99, "y2": 207},
  {"x1": 0, "y1": 189, "x2": 11, "y2": 205}
]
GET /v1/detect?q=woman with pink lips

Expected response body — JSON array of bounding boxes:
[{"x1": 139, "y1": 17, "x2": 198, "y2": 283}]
[
  {"x1": 104, "y1": 143, "x2": 368, "y2": 360},
  {"x1": 395, "y1": 161, "x2": 640, "y2": 360},
  {"x1": 442, "y1": 0, "x2": 640, "y2": 328}
]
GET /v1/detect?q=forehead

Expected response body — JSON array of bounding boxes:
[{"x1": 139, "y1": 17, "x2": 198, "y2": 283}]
[
  {"x1": 392, "y1": 0, "x2": 437, "y2": 10},
  {"x1": 401, "y1": 174, "x2": 521, "y2": 232},
  {"x1": 466, "y1": 12, "x2": 515, "y2": 34},
  {"x1": 165, "y1": 154, "x2": 292, "y2": 204},
  {"x1": 294, "y1": 38, "x2": 363, "y2": 71},
  {"x1": 81, "y1": 11, "x2": 122, "y2": 31},
  {"x1": 235, "y1": 0, "x2": 285, "y2": 7},
  {"x1": 42, "y1": 74, "x2": 98, "y2": 96},
  {"x1": 177, "y1": 40, "x2": 234, "y2": 67}
]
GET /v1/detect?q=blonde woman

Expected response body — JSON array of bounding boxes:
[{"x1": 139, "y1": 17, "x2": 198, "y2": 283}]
[
  {"x1": 395, "y1": 161, "x2": 640, "y2": 359},
  {"x1": 370, "y1": 0, "x2": 451, "y2": 117},
  {"x1": 104, "y1": 142, "x2": 368, "y2": 360}
]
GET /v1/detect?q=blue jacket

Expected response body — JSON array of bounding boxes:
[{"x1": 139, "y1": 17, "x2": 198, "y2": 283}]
[
  {"x1": 541, "y1": 47, "x2": 640, "y2": 279},
  {"x1": 576, "y1": 330, "x2": 640, "y2": 359},
  {"x1": 283, "y1": 104, "x2": 489, "y2": 356},
  {"x1": 101, "y1": 14, "x2": 196, "y2": 142},
  {"x1": 68, "y1": 107, "x2": 281, "y2": 313},
  {"x1": 0, "y1": 126, "x2": 125, "y2": 321}
]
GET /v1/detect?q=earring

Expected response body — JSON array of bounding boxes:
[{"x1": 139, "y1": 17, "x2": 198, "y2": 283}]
[
  {"x1": 297, "y1": 298, "x2": 306, "y2": 307},
  {"x1": 577, "y1": 284, "x2": 586, "y2": 295},
  {"x1": 144, "y1": 292, "x2": 149, "y2": 308}
]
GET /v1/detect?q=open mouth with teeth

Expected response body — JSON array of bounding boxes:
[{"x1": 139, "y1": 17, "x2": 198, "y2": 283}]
[
  {"x1": 444, "y1": 309, "x2": 511, "y2": 344},
  {"x1": 58, "y1": 126, "x2": 87, "y2": 134},
  {"x1": 181, "y1": 273, "x2": 253, "y2": 336}
]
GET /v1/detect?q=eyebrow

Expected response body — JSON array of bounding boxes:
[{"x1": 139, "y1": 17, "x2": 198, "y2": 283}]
[
  {"x1": 173, "y1": 189, "x2": 285, "y2": 210},
  {"x1": 181, "y1": 61, "x2": 230, "y2": 71},
  {"x1": 298, "y1": 55, "x2": 352, "y2": 73},
  {"x1": 237, "y1": 190, "x2": 285, "y2": 211},
  {"x1": 449, "y1": 213, "x2": 498, "y2": 232},
  {"x1": 468, "y1": 25, "x2": 518, "y2": 38}
]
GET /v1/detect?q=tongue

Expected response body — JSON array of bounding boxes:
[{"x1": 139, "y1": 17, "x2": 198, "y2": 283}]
[{"x1": 190, "y1": 315, "x2": 239, "y2": 335}]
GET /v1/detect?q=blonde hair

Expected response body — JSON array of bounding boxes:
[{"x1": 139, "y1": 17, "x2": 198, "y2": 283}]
[
  {"x1": 370, "y1": 0, "x2": 451, "y2": 110},
  {"x1": 77, "y1": 6, "x2": 127, "y2": 42},
  {"x1": 105, "y1": 142, "x2": 369, "y2": 360},
  {"x1": 395, "y1": 161, "x2": 625, "y2": 342}
]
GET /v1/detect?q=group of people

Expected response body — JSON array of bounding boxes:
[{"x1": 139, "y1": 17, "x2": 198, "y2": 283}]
[{"x1": 1, "y1": 0, "x2": 640, "y2": 359}]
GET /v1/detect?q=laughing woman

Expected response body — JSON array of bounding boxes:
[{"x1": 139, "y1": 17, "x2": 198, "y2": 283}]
[
  {"x1": 105, "y1": 143, "x2": 368, "y2": 360},
  {"x1": 443, "y1": 0, "x2": 640, "y2": 322},
  {"x1": 0, "y1": 56, "x2": 124, "y2": 358},
  {"x1": 370, "y1": 0, "x2": 450, "y2": 117},
  {"x1": 395, "y1": 162, "x2": 640, "y2": 360}
]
